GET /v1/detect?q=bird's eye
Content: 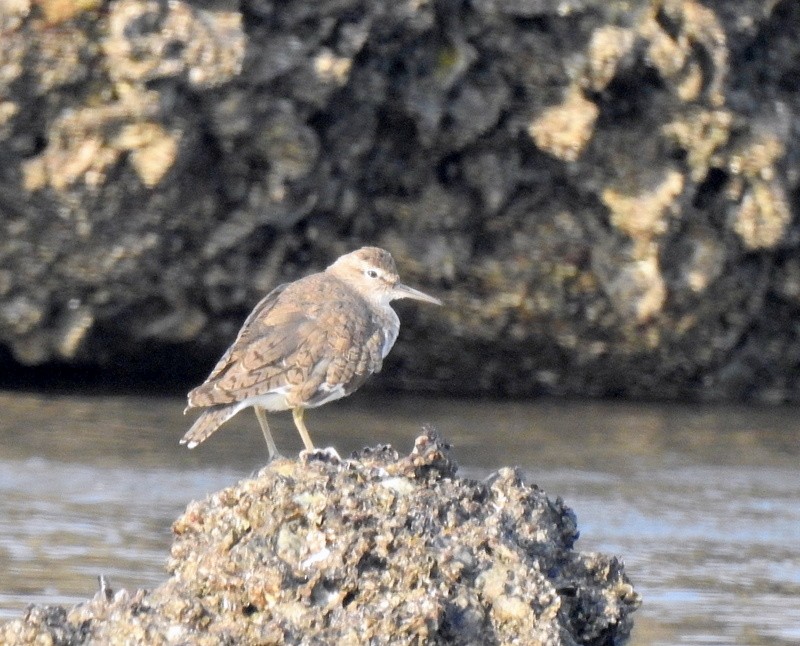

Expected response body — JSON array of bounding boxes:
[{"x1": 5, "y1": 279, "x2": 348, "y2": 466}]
[{"x1": 366, "y1": 269, "x2": 379, "y2": 279}]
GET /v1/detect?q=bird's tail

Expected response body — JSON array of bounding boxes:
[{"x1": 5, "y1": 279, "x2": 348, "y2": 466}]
[{"x1": 181, "y1": 405, "x2": 238, "y2": 449}]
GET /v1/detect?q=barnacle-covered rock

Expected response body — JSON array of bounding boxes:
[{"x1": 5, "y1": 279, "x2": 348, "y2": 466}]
[{"x1": 0, "y1": 432, "x2": 639, "y2": 644}]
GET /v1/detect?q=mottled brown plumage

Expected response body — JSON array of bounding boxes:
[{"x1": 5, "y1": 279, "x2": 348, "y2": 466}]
[{"x1": 182, "y1": 247, "x2": 441, "y2": 458}]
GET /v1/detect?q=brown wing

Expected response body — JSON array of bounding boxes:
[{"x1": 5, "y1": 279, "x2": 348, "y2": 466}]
[
  {"x1": 199, "y1": 282, "x2": 290, "y2": 384},
  {"x1": 187, "y1": 274, "x2": 387, "y2": 409},
  {"x1": 300, "y1": 298, "x2": 386, "y2": 405},
  {"x1": 186, "y1": 281, "x2": 304, "y2": 408}
]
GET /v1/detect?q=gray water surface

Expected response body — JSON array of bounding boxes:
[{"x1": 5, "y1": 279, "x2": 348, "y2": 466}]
[{"x1": 0, "y1": 391, "x2": 798, "y2": 645}]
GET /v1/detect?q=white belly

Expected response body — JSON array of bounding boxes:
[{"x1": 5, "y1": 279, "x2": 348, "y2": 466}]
[
  {"x1": 233, "y1": 389, "x2": 291, "y2": 414},
  {"x1": 234, "y1": 382, "x2": 349, "y2": 413}
]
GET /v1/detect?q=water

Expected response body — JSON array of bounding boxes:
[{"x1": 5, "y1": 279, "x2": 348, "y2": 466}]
[{"x1": 0, "y1": 390, "x2": 798, "y2": 645}]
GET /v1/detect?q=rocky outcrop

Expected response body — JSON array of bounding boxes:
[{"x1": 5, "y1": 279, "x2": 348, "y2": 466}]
[
  {"x1": 0, "y1": 432, "x2": 640, "y2": 644},
  {"x1": 1, "y1": 0, "x2": 799, "y2": 400}
]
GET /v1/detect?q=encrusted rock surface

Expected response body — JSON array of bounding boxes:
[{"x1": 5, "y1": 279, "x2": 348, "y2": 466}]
[
  {"x1": 2, "y1": 1, "x2": 800, "y2": 401},
  {"x1": 1, "y1": 432, "x2": 639, "y2": 645}
]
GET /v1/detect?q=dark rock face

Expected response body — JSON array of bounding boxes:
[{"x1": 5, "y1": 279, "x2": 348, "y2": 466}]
[
  {"x1": 0, "y1": 432, "x2": 640, "y2": 644},
  {"x1": 1, "y1": 0, "x2": 799, "y2": 400}
]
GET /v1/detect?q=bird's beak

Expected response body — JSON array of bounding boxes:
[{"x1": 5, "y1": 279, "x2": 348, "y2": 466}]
[{"x1": 392, "y1": 283, "x2": 442, "y2": 305}]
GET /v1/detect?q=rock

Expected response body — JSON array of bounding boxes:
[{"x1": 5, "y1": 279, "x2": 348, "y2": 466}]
[
  {"x1": 1, "y1": 1, "x2": 800, "y2": 402},
  {"x1": 0, "y1": 431, "x2": 639, "y2": 645}
]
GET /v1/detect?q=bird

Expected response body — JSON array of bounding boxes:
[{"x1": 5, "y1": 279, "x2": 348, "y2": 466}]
[{"x1": 181, "y1": 246, "x2": 441, "y2": 459}]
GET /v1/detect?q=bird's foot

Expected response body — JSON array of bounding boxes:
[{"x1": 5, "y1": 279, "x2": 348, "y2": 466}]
[
  {"x1": 299, "y1": 446, "x2": 342, "y2": 464},
  {"x1": 266, "y1": 449, "x2": 284, "y2": 463}
]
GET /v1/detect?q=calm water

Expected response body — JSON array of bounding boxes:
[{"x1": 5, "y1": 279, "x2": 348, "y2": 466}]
[{"x1": 0, "y1": 390, "x2": 799, "y2": 645}]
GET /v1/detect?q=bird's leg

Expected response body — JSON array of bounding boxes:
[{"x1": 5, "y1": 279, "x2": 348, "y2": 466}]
[
  {"x1": 292, "y1": 407, "x2": 316, "y2": 451},
  {"x1": 254, "y1": 406, "x2": 279, "y2": 460},
  {"x1": 293, "y1": 409, "x2": 341, "y2": 462}
]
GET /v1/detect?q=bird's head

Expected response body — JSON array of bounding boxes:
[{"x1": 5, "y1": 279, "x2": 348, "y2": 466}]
[{"x1": 326, "y1": 247, "x2": 442, "y2": 307}]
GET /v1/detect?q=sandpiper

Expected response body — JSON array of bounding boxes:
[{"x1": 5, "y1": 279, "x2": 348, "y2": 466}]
[{"x1": 181, "y1": 247, "x2": 441, "y2": 458}]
